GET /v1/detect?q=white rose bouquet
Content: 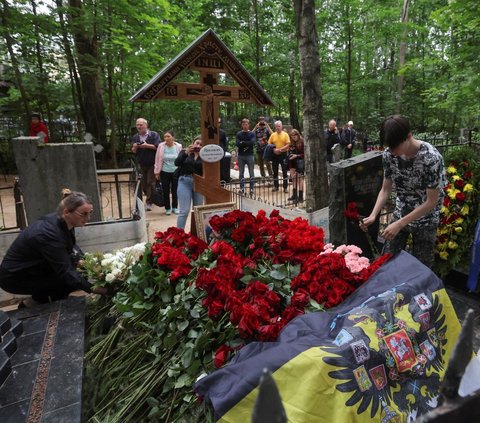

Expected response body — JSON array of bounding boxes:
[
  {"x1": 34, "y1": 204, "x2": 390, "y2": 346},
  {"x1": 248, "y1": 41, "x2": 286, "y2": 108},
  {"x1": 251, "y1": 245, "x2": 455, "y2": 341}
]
[{"x1": 81, "y1": 243, "x2": 146, "y2": 289}]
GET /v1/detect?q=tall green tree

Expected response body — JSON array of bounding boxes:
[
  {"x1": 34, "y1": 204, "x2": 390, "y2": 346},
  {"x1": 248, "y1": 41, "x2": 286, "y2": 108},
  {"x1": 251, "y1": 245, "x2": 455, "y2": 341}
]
[
  {"x1": 293, "y1": 0, "x2": 328, "y2": 211},
  {"x1": 1, "y1": 0, "x2": 31, "y2": 124},
  {"x1": 68, "y1": 0, "x2": 107, "y2": 145}
]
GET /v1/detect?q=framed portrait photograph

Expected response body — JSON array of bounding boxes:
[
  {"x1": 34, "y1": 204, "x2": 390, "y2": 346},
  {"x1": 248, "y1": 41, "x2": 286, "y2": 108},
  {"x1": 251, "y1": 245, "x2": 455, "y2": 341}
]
[{"x1": 194, "y1": 202, "x2": 236, "y2": 243}]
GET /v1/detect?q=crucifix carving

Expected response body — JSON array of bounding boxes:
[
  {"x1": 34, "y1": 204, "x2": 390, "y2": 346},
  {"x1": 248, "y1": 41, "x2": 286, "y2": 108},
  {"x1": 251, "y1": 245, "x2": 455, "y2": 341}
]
[{"x1": 129, "y1": 29, "x2": 274, "y2": 205}]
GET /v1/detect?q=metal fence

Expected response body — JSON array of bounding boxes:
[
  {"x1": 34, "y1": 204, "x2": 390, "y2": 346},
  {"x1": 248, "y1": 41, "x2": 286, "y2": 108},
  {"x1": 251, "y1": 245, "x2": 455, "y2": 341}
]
[
  {"x1": 0, "y1": 168, "x2": 140, "y2": 231},
  {"x1": 97, "y1": 168, "x2": 138, "y2": 220},
  {"x1": 222, "y1": 176, "x2": 305, "y2": 210}
]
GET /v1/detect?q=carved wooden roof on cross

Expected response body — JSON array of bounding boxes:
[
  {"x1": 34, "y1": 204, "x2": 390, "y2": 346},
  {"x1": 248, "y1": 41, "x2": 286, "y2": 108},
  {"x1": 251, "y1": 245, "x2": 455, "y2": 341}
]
[{"x1": 129, "y1": 28, "x2": 274, "y2": 204}]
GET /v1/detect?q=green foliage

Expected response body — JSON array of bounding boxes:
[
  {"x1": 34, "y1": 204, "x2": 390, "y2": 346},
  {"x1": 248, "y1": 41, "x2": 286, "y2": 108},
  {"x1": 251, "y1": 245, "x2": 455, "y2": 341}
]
[
  {"x1": 83, "y1": 252, "x2": 217, "y2": 422},
  {"x1": 1, "y1": 0, "x2": 479, "y2": 157}
]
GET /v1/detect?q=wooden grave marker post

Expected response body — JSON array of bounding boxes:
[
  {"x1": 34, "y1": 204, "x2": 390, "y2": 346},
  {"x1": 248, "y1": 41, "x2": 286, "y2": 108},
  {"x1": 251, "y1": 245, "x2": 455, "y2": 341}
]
[{"x1": 129, "y1": 29, "x2": 274, "y2": 205}]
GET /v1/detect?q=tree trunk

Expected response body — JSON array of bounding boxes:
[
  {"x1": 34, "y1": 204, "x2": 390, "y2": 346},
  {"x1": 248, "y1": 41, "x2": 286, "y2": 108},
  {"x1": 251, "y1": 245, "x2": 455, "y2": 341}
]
[
  {"x1": 68, "y1": 0, "x2": 107, "y2": 145},
  {"x1": 293, "y1": 0, "x2": 329, "y2": 211},
  {"x1": 345, "y1": 2, "x2": 353, "y2": 120},
  {"x1": 1, "y1": 0, "x2": 31, "y2": 125},
  {"x1": 253, "y1": 0, "x2": 261, "y2": 84},
  {"x1": 106, "y1": 1, "x2": 117, "y2": 167},
  {"x1": 56, "y1": 0, "x2": 85, "y2": 140},
  {"x1": 396, "y1": 0, "x2": 410, "y2": 113},
  {"x1": 31, "y1": 0, "x2": 55, "y2": 141},
  {"x1": 288, "y1": 66, "x2": 300, "y2": 129}
]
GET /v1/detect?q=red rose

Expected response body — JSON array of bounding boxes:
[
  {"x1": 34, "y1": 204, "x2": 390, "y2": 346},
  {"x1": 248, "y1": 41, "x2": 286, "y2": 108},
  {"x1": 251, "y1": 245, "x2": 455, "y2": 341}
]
[
  {"x1": 455, "y1": 192, "x2": 466, "y2": 202},
  {"x1": 454, "y1": 179, "x2": 465, "y2": 189},
  {"x1": 251, "y1": 301, "x2": 272, "y2": 322},
  {"x1": 291, "y1": 289, "x2": 310, "y2": 308},
  {"x1": 214, "y1": 344, "x2": 234, "y2": 368},
  {"x1": 257, "y1": 323, "x2": 284, "y2": 342},
  {"x1": 170, "y1": 265, "x2": 191, "y2": 282},
  {"x1": 238, "y1": 304, "x2": 261, "y2": 339},
  {"x1": 186, "y1": 237, "x2": 208, "y2": 259},
  {"x1": 344, "y1": 202, "x2": 360, "y2": 221},
  {"x1": 231, "y1": 227, "x2": 246, "y2": 243},
  {"x1": 207, "y1": 299, "x2": 225, "y2": 318},
  {"x1": 244, "y1": 281, "x2": 269, "y2": 296},
  {"x1": 211, "y1": 241, "x2": 235, "y2": 256},
  {"x1": 264, "y1": 290, "x2": 281, "y2": 308},
  {"x1": 282, "y1": 304, "x2": 304, "y2": 321}
]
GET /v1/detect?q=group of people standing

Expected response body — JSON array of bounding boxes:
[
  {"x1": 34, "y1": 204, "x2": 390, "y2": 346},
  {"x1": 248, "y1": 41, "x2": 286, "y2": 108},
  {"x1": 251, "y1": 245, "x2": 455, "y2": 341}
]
[
  {"x1": 236, "y1": 117, "x2": 305, "y2": 203},
  {"x1": 324, "y1": 119, "x2": 357, "y2": 163},
  {"x1": 131, "y1": 118, "x2": 204, "y2": 230},
  {"x1": 134, "y1": 115, "x2": 308, "y2": 228},
  {"x1": 0, "y1": 113, "x2": 446, "y2": 310}
]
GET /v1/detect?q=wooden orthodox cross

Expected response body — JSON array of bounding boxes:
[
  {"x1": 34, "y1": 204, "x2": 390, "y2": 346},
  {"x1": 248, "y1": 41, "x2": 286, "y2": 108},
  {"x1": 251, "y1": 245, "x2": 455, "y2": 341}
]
[{"x1": 129, "y1": 29, "x2": 274, "y2": 204}]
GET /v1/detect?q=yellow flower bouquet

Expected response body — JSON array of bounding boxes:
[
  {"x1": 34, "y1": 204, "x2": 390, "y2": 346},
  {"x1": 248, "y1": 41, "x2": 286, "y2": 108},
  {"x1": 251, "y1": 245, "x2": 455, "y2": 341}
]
[{"x1": 434, "y1": 147, "x2": 479, "y2": 276}]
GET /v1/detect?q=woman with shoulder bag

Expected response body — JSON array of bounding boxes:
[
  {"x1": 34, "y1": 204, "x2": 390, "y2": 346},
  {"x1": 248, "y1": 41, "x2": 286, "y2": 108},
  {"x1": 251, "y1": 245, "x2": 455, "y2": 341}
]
[
  {"x1": 154, "y1": 130, "x2": 183, "y2": 215},
  {"x1": 287, "y1": 129, "x2": 305, "y2": 203}
]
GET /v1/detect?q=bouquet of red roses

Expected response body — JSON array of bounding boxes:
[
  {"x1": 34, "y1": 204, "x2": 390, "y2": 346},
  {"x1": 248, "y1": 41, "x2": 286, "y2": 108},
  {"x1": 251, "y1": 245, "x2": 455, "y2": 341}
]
[{"x1": 84, "y1": 209, "x2": 390, "y2": 422}]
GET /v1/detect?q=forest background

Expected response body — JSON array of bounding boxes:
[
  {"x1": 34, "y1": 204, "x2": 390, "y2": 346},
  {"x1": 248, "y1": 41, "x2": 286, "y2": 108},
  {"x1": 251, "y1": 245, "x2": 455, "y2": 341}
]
[{"x1": 0, "y1": 0, "x2": 478, "y2": 169}]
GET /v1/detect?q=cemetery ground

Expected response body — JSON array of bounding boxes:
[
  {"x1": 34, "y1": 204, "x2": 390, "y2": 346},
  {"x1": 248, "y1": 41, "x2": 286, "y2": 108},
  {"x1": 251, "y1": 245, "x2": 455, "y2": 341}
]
[
  {"x1": 1, "y1": 165, "x2": 480, "y2": 329},
  {"x1": 1, "y1": 167, "x2": 480, "y2": 422}
]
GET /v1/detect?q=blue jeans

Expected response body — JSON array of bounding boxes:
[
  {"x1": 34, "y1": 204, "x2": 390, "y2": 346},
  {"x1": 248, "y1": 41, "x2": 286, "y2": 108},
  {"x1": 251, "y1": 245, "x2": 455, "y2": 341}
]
[
  {"x1": 237, "y1": 154, "x2": 255, "y2": 190},
  {"x1": 176, "y1": 175, "x2": 204, "y2": 230}
]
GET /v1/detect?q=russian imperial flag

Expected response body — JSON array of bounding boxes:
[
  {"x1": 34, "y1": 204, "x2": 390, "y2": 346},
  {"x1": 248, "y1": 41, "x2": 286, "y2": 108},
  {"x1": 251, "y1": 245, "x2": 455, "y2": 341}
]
[{"x1": 195, "y1": 251, "x2": 463, "y2": 422}]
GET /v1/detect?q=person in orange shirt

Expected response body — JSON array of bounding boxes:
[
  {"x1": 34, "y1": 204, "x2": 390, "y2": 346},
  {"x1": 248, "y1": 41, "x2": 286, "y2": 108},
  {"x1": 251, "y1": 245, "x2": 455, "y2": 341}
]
[
  {"x1": 29, "y1": 112, "x2": 49, "y2": 143},
  {"x1": 268, "y1": 120, "x2": 290, "y2": 192}
]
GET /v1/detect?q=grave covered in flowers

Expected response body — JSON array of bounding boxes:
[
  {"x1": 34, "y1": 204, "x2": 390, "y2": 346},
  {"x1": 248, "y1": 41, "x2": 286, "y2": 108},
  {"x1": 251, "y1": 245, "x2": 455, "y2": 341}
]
[
  {"x1": 82, "y1": 208, "x2": 462, "y2": 422},
  {"x1": 434, "y1": 146, "x2": 480, "y2": 277}
]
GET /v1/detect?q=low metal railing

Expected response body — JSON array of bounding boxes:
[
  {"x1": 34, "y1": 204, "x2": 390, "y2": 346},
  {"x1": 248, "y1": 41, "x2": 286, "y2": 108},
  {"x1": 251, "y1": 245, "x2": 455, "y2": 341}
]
[
  {"x1": 0, "y1": 179, "x2": 26, "y2": 231},
  {"x1": 0, "y1": 168, "x2": 140, "y2": 231},
  {"x1": 97, "y1": 168, "x2": 138, "y2": 220},
  {"x1": 222, "y1": 177, "x2": 306, "y2": 210}
]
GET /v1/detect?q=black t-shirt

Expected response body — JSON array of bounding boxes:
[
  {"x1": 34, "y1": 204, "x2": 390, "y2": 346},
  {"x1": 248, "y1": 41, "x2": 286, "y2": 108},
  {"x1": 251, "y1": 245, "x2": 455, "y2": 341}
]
[{"x1": 175, "y1": 151, "x2": 203, "y2": 176}]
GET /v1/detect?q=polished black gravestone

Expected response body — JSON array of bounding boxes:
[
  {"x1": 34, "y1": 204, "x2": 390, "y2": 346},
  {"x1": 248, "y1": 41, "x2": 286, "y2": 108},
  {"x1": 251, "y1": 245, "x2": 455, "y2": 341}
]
[
  {"x1": 0, "y1": 297, "x2": 85, "y2": 423},
  {"x1": 329, "y1": 151, "x2": 384, "y2": 258},
  {"x1": 443, "y1": 270, "x2": 480, "y2": 352},
  {"x1": 0, "y1": 311, "x2": 23, "y2": 387}
]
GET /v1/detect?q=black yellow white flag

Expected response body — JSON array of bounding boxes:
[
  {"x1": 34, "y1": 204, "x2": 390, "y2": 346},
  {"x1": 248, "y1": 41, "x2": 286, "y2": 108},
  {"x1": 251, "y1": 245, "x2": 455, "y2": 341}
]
[{"x1": 195, "y1": 251, "x2": 463, "y2": 422}]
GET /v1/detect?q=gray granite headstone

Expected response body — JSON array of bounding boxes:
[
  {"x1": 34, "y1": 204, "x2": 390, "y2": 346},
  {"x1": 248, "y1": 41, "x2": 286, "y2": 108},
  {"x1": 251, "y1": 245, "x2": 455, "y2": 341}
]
[
  {"x1": 331, "y1": 143, "x2": 343, "y2": 163},
  {"x1": 10, "y1": 137, "x2": 101, "y2": 223},
  {"x1": 329, "y1": 151, "x2": 383, "y2": 258}
]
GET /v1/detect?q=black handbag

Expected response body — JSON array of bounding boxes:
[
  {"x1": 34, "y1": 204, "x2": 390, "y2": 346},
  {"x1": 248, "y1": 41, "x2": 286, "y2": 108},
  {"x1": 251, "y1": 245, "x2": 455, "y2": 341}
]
[
  {"x1": 173, "y1": 168, "x2": 181, "y2": 180},
  {"x1": 296, "y1": 158, "x2": 305, "y2": 173},
  {"x1": 150, "y1": 181, "x2": 165, "y2": 207}
]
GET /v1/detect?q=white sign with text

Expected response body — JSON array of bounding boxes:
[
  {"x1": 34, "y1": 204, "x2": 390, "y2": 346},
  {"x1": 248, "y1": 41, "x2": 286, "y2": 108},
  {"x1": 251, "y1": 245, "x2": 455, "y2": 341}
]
[{"x1": 199, "y1": 144, "x2": 224, "y2": 163}]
